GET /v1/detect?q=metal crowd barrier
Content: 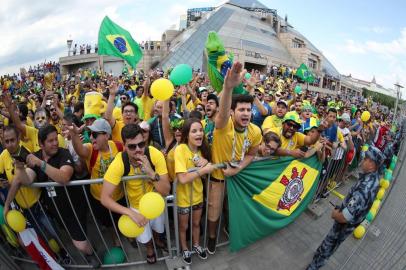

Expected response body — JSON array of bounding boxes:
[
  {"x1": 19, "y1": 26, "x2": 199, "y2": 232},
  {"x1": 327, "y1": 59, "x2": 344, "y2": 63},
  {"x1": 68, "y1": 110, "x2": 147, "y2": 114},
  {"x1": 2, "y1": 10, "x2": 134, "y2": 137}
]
[
  {"x1": 313, "y1": 146, "x2": 350, "y2": 202},
  {"x1": 0, "y1": 164, "x2": 228, "y2": 269}
]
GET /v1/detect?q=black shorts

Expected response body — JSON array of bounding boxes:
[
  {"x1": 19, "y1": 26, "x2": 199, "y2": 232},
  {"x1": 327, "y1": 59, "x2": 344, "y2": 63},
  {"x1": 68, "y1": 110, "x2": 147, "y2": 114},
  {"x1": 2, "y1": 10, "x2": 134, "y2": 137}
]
[
  {"x1": 89, "y1": 193, "x2": 127, "y2": 228},
  {"x1": 42, "y1": 186, "x2": 88, "y2": 242}
]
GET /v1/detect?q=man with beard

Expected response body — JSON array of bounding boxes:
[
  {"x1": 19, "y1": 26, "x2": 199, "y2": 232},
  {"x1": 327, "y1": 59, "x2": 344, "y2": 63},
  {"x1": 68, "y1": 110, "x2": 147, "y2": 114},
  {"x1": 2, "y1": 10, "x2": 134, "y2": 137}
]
[
  {"x1": 101, "y1": 124, "x2": 170, "y2": 264},
  {"x1": 271, "y1": 111, "x2": 325, "y2": 158},
  {"x1": 105, "y1": 82, "x2": 140, "y2": 142},
  {"x1": 207, "y1": 62, "x2": 262, "y2": 254},
  {"x1": 262, "y1": 100, "x2": 288, "y2": 133},
  {"x1": 202, "y1": 93, "x2": 219, "y2": 145},
  {"x1": 4, "y1": 94, "x2": 64, "y2": 153}
]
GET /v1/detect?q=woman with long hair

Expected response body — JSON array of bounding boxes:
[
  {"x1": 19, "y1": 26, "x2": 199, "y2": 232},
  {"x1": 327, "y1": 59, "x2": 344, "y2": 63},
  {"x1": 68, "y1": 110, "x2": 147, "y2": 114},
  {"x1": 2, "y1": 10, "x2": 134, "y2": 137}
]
[{"x1": 174, "y1": 118, "x2": 216, "y2": 265}]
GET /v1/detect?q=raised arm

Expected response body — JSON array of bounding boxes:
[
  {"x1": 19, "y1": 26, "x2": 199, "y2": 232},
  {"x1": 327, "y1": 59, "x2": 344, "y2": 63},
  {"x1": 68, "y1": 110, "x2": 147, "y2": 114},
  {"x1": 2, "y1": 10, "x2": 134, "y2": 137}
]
[
  {"x1": 104, "y1": 81, "x2": 119, "y2": 127},
  {"x1": 3, "y1": 94, "x2": 26, "y2": 137},
  {"x1": 215, "y1": 62, "x2": 246, "y2": 129},
  {"x1": 68, "y1": 124, "x2": 91, "y2": 159},
  {"x1": 162, "y1": 99, "x2": 174, "y2": 149}
]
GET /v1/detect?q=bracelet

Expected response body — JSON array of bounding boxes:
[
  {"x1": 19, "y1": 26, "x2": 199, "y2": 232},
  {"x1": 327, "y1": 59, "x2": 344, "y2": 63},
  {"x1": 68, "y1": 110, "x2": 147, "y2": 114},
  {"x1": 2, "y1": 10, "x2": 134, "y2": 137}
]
[{"x1": 41, "y1": 161, "x2": 47, "y2": 172}]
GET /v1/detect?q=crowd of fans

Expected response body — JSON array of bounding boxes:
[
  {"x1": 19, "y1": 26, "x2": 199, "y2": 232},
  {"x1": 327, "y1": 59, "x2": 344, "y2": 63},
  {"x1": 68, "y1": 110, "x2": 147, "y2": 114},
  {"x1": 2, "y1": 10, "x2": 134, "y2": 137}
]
[{"x1": 0, "y1": 60, "x2": 403, "y2": 268}]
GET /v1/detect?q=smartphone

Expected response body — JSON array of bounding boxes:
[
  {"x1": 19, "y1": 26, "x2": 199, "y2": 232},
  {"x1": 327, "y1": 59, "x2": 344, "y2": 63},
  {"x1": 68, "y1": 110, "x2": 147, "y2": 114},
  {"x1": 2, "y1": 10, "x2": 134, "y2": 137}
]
[
  {"x1": 12, "y1": 146, "x2": 30, "y2": 163},
  {"x1": 300, "y1": 146, "x2": 308, "y2": 152}
]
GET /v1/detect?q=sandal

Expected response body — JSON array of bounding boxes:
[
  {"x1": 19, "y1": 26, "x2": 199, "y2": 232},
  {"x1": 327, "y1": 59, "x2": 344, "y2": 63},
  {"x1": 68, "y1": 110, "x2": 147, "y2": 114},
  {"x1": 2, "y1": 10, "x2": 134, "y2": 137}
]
[{"x1": 146, "y1": 253, "x2": 157, "y2": 264}]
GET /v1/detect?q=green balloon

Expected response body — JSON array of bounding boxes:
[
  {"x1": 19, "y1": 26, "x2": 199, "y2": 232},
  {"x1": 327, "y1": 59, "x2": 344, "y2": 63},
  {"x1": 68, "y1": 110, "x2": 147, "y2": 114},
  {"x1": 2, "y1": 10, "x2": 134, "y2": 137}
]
[
  {"x1": 0, "y1": 205, "x2": 4, "y2": 225},
  {"x1": 392, "y1": 156, "x2": 398, "y2": 164},
  {"x1": 389, "y1": 161, "x2": 396, "y2": 171},
  {"x1": 245, "y1": 73, "x2": 251, "y2": 80},
  {"x1": 294, "y1": 85, "x2": 302, "y2": 94},
  {"x1": 103, "y1": 247, "x2": 125, "y2": 264},
  {"x1": 366, "y1": 212, "x2": 374, "y2": 222},
  {"x1": 384, "y1": 170, "x2": 392, "y2": 181},
  {"x1": 169, "y1": 64, "x2": 193, "y2": 86}
]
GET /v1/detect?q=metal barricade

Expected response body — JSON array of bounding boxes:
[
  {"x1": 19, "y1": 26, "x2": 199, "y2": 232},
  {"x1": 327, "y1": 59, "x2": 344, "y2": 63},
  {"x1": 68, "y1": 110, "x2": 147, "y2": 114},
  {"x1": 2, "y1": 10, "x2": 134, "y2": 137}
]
[{"x1": 1, "y1": 175, "x2": 177, "y2": 269}]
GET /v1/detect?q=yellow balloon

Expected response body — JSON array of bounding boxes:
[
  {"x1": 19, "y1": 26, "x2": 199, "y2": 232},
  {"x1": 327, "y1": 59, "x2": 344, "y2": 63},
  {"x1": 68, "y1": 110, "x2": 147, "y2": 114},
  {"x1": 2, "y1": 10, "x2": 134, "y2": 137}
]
[
  {"x1": 118, "y1": 215, "x2": 144, "y2": 238},
  {"x1": 361, "y1": 111, "x2": 371, "y2": 122},
  {"x1": 353, "y1": 225, "x2": 366, "y2": 239},
  {"x1": 1, "y1": 224, "x2": 19, "y2": 247},
  {"x1": 48, "y1": 238, "x2": 60, "y2": 254},
  {"x1": 369, "y1": 208, "x2": 377, "y2": 217},
  {"x1": 372, "y1": 200, "x2": 381, "y2": 210},
  {"x1": 139, "y1": 192, "x2": 165, "y2": 220},
  {"x1": 6, "y1": 210, "x2": 26, "y2": 232},
  {"x1": 376, "y1": 188, "x2": 385, "y2": 200},
  {"x1": 150, "y1": 78, "x2": 174, "y2": 101},
  {"x1": 380, "y1": 179, "x2": 390, "y2": 189}
]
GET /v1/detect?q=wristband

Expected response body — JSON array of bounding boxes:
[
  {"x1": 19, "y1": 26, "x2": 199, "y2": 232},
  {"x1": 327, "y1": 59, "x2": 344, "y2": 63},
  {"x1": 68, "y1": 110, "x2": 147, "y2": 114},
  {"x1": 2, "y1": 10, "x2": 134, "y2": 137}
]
[{"x1": 41, "y1": 161, "x2": 47, "y2": 172}]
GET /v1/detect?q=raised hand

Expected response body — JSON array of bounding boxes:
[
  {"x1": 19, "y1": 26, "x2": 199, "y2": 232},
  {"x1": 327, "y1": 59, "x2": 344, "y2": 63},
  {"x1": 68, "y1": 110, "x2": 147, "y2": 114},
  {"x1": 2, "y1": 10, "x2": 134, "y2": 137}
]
[{"x1": 223, "y1": 62, "x2": 246, "y2": 91}]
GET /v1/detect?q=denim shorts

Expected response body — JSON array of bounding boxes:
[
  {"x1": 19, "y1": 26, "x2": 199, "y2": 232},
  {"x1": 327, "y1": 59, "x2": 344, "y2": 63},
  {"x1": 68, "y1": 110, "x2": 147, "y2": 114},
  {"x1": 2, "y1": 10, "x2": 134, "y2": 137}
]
[{"x1": 177, "y1": 202, "x2": 204, "y2": 215}]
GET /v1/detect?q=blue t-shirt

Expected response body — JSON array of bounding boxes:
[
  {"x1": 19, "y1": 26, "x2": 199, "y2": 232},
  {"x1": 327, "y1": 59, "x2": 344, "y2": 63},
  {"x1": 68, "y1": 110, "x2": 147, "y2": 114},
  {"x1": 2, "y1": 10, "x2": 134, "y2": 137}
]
[{"x1": 252, "y1": 102, "x2": 271, "y2": 127}]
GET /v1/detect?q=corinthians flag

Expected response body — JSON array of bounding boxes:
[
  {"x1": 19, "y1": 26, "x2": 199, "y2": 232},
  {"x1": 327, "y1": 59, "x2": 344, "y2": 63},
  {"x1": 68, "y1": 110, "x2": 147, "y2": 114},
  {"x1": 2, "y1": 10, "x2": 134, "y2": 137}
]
[
  {"x1": 98, "y1": 16, "x2": 143, "y2": 68},
  {"x1": 227, "y1": 156, "x2": 322, "y2": 251}
]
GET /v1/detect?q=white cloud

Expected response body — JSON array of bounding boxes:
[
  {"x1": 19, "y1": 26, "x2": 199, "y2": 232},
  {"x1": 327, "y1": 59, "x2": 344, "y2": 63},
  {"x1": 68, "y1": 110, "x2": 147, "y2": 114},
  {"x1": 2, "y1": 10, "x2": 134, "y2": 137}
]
[{"x1": 358, "y1": 26, "x2": 390, "y2": 34}]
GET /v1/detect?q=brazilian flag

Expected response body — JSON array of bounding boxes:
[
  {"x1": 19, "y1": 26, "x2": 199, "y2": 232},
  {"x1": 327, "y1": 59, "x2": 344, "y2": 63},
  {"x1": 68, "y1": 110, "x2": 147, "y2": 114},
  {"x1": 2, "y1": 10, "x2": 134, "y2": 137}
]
[
  {"x1": 98, "y1": 16, "x2": 143, "y2": 68},
  {"x1": 296, "y1": 63, "x2": 315, "y2": 83},
  {"x1": 227, "y1": 156, "x2": 322, "y2": 251}
]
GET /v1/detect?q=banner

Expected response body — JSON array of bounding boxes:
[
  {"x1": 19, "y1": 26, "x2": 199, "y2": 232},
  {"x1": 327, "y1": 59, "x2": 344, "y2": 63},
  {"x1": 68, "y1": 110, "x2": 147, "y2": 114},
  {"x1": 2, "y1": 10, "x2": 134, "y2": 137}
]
[{"x1": 227, "y1": 155, "x2": 322, "y2": 251}]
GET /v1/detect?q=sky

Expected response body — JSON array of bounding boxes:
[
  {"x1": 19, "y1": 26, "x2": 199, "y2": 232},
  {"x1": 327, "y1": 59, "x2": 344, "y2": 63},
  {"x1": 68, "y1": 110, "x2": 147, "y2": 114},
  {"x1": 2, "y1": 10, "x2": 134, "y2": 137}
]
[{"x1": 1, "y1": 0, "x2": 405, "y2": 96}]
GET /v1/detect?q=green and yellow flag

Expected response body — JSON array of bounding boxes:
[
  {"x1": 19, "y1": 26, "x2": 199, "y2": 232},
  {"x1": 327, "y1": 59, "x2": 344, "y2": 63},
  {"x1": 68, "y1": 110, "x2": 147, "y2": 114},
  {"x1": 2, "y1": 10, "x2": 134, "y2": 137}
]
[
  {"x1": 296, "y1": 63, "x2": 315, "y2": 83},
  {"x1": 98, "y1": 16, "x2": 143, "y2": 68},
  {"x1": 227, "y1": 156, "x2": 322, "y2": 251}
]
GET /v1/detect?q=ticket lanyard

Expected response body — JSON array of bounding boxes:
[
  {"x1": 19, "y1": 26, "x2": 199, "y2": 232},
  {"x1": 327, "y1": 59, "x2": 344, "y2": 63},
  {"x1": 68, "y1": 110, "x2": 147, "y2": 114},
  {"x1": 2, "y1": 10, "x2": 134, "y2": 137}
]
[{"x1": 231, "y1": 128, "x2": 248, "y2": 166}]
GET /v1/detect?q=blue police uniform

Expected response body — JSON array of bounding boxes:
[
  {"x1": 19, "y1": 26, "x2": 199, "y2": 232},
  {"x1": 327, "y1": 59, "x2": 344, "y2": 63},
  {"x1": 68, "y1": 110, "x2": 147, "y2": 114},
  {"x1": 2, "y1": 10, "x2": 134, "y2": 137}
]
[{"x1": 307, "y1": 146, "x2": 385, "y2": 270}]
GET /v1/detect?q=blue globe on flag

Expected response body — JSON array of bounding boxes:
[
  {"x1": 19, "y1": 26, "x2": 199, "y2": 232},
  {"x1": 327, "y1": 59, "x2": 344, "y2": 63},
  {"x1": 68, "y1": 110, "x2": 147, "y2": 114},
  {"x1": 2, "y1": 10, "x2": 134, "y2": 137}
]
[{"x1": 114, "y1": 37, "x2": 128, "y2": 53}]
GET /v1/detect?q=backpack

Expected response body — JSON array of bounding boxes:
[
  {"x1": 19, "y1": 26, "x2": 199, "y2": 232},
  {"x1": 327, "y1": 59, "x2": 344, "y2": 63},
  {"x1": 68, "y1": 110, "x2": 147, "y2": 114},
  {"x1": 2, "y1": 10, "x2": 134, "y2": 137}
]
[
  {"x1": 89, "y1": 141, "x2": 123, "y2": 174},
  {"x1": 121, "y1": 146, "x2": 155, "y2": 176}
]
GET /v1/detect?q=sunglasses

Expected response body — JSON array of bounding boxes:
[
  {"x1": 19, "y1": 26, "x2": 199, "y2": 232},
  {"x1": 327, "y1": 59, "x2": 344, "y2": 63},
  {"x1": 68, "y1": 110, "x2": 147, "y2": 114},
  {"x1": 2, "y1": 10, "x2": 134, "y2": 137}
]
[
  {"x1": 286, "y1": 121, "x2": 300, "y2": 130},
  {"x1": 127, "y1": 141, "x2": 146, "y2": 151},
  {"x1": 91, "y1": 131, "x2": 106, "y2": 138},
  {"x1": 120, "y1": 97, "x2": 128, "y2": 100}
]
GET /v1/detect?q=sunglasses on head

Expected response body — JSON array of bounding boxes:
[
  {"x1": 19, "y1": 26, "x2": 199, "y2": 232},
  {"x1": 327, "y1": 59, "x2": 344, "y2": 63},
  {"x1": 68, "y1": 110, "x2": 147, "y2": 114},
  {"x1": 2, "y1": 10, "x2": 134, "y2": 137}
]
[
  {"x1": 91, "y1": 131, "x2": 106, "y2": 138},
  {"x1": 127, "y1": 141, "x2": 146, "y2": 151}
]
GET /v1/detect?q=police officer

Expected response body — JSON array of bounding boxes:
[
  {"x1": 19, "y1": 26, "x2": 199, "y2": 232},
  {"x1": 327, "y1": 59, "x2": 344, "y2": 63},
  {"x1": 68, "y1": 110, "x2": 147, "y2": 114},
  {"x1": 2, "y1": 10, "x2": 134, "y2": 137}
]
[{"x1": 306, "y1": 145, "x2": 385, "y2": 270}]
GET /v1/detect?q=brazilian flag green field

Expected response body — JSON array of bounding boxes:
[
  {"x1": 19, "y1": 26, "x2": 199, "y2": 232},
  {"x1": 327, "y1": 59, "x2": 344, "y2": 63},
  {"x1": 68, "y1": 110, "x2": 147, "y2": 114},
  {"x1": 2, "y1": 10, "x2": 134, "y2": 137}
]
[
  {"x1": 98, "y1": 16, "x2": 142, "y2": 68},
  {"x1": 227, "y1": 156, "x2": 322, "y2": 251}
]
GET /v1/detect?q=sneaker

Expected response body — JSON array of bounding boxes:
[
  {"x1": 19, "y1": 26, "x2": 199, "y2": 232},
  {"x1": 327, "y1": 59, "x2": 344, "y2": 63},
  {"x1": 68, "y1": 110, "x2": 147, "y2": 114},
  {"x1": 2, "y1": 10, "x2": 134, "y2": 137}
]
[
  {"x1": 182, "y1": 250, "x2": 192, "y2": 265},
  {"x1": 193, "y1": 245, "x2": 207, "y2": 260},
  {"x1": 207, "y1": 238, "x2": 216, "y2": 255},
  {"x1": 85, "y1": 253, "x2": 101, "y2": 269}
]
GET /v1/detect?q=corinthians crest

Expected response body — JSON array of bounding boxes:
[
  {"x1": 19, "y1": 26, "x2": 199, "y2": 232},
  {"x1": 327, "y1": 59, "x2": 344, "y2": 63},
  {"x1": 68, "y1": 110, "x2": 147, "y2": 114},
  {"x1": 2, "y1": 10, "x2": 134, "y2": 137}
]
[{"x1": 277, "y1": 167, "x2": 308, "y2": 211}]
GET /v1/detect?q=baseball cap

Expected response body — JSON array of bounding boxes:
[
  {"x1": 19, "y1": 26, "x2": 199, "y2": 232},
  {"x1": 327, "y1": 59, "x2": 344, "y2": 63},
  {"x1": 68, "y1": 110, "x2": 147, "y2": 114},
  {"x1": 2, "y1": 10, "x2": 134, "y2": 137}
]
[
  {"x1": 365, "y1": 145, "x2": 385, "y2": 167},
  {"x1": 87, "y1": 118, "x2": 112, "y2": 135},
  {"x1": 255, "y1": 87, "x2": 265, "y2": 94},
  {"x1": 207, "y1": 93, "x2": 219, "y2": 106},
  {"x1": 277, "y1": 100, "x2": 288, "y2": 108},
  {"x1": 340, "y1": 113, "x2": 351, "y2": 123},
  {"x1": 283, "y1": 111, "x2": 301, "y2": 126}
]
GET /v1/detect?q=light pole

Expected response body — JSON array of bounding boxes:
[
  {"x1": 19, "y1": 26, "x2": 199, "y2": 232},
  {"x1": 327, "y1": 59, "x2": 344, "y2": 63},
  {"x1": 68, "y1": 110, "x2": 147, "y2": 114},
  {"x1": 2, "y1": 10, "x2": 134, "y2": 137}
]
[
  {"x1": 67, "y1": 39, "x2": 73, "y2": 56},
  {"x1": 394, "y1": 82, "x2": 403, "y2": 122}
]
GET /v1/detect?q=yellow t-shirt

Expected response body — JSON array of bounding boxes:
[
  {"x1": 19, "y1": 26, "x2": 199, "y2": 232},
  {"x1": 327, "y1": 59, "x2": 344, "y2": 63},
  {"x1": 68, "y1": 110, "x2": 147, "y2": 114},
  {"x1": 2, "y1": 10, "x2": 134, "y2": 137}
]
[
  {"x1": 262, "y1": 115, "x2": 284, "y2": 133},
  {"x1": 270, "y1": 127, "x2": 305, "y2": 150},
  {"x1": 166, "y1": 146, "x2": 176, "y2": 182},
  {"x1": 111, "y1": 120, "x2": 125, "y2": 143},
  {"x1": 211, "y1": 117, "x2": 262, "y2": 180},
  {"x1": 0, "y1": 150, "x2": 41, "y2": 208},
  {"x1": 174, "y1": 144, "x2": 203, "y2": 207},
  {"x1": 85, "y1": 141, "x2": 124, "y2": 201},
  {"x1": 22, "y1": 126, "x2": 65, "y2": 153},
  {"x1": 141, "y1": 96, "x2": 155, "y2": 121},
  {"x1": 104, "y1": 146, "x2": 168, "y2": 209},
  {"x1": 51, "y1": 119, "x2": 63, "y2": 134}
]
